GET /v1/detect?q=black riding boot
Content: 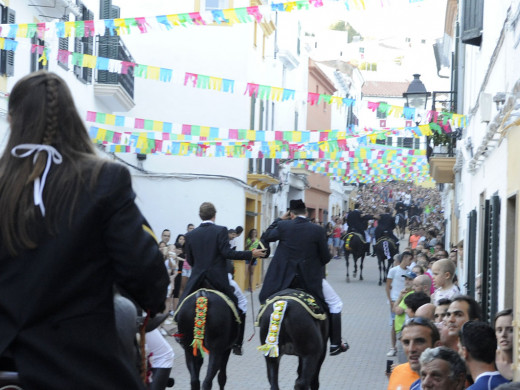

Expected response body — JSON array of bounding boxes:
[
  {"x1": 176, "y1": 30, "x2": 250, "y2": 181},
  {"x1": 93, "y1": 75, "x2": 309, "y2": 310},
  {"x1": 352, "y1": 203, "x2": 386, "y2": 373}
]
[
  {"x1": 329, "y1": 313, "x2": 349, "y2": 356},
  {"x1": 149, "y1": 367, "x2": 174, "y2": 390},
  {"x1": 371, "y1": 244, "x2": 376, "y2": 256},
  {"x1": 364, "y1": 243, "x2": 371, "y2": 256},
  {"x1": 233, "y1": 312, "x2": 246, "y2": 356}
]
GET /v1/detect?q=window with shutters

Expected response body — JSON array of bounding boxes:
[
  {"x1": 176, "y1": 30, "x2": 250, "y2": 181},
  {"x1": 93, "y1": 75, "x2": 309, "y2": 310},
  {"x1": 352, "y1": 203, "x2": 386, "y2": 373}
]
[
  {"x1": 0, "y1": 6, "x2": 15, "y2": 77},
  {"x1": 30, "y1": 37, "x2": 48, "y2": 73},
  {"x1": 57, "y1": 14, "x2": 70, "y2": 70},
  {"x1": 74, "y1": 2, "x2": 94, "y2": 83},
  {"x1": 97, "y1": 0, "x2": 134, "y2": 99},
  {"x1": 481, "y1": 195, "x2": 500, "y2": 322},
  {"x1": 462, "y1": 0, "x2": 484, "y2": 46},
  {"x1": 466, "y1": 209, "x2": 477, "y2": 298}
]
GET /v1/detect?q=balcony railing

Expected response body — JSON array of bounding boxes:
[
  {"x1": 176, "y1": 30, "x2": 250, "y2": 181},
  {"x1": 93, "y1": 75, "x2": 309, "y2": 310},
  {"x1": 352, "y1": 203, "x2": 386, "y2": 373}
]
[{"x1": 96, "y1": 35, "x2": 134, "y2": 99}]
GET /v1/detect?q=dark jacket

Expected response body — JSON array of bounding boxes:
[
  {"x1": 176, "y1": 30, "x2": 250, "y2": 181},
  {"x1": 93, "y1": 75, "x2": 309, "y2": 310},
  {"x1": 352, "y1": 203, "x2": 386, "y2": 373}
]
[
  {"x1": 375, "y1": 213, "x2": 396, "y2": 239},
  {"x1": 347, "y1": 209, "x2": 371, "y2": 234},
  {"x1": 0, "y1": 162, "x2": 169, "y2": 390},
  {"x1": 259, "y1": 217, "x2": 330, "y2": 304},
  {"x1": 181, "y1": 223, "x2": 252, "y2": 307}
]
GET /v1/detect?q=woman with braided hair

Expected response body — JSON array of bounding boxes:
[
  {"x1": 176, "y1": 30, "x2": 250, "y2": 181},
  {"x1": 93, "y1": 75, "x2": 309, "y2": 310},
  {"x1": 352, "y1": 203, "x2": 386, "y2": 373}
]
[{"x1": 0, "y1": 71, "x2": 169, "y2": 389}]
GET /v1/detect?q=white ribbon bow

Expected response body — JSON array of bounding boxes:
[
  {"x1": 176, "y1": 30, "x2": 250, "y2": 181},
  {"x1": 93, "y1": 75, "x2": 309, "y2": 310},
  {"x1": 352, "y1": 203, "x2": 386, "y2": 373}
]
[{"x1": 11, "y1": 144, "x2": 63, "y2": 217}]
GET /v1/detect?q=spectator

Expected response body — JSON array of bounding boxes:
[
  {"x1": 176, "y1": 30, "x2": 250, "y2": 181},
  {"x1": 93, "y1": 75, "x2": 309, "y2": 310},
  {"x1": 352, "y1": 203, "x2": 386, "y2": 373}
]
[
  {"x1": 495, "y1": 309, "x2": 514, "y2": 380},
  {"x1": 386, "y1": 251, "x2": 413, "y2": 357},
  {"x1": 413, "y1": 274, "x2": 432, "y2": 296},
  {"x1": 411, "y1": 346, "x2": 466, "y2": 390},
  {"x1": 244, "y1": 228, "x2": 262, "y2": 291},
  {"x1": 433, "y1": 298, "x2": 452, "y2": 325},
  {"x1": 404, "y1": 292, "x2": 431, "y2": 319},
  {"x1": 387, "y1": 317, "x2": 441, "y2": 390},
  {"x1": 415, "y1": 304, "x2": 436, "y2": 321},
  {"x1": 431, "y1": 259, "x2": 459, "y2": 305},
  {"x1": 460, "y1": 321, "x2": 510, "y2": 389},
  {"x1": 444, "y1": 296, "x2": 482, "y2": 349},
  {"x1": 161, "y1": 229, "x2": 171, "y2": 245}
]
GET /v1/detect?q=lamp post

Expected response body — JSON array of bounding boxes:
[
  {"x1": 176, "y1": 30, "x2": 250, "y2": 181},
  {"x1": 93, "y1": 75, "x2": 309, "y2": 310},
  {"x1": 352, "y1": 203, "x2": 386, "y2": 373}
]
[
  {"x1": 403, "y1": 74, "x2": 431, "y2": 110},
  {"x1": 403, "y1": 74, "x2": 432, "y2": 158}
]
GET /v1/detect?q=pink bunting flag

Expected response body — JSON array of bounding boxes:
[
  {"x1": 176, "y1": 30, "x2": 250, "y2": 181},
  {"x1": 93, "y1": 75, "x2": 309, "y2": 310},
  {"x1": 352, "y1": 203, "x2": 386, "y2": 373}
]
[
  {"x1": 121, "y1": 61, "x2": 135, "y2": 74},
  {"x1": 367, "y1": 101, "x2": 380, "y2": 112},
  {"x1": 135, "y1": 17, "x2": 149, "y2": 33},
  {"x1": 244, "y1": 83, "x2": 259, "y2": 97},
  {"x1": 57, "y1": 49, "x2": 71, "y2": 64},
  {"x1": 37, "y1": 23, "x2": 47, "y2": 39},
  {"x1": 182, "y1": 124, "x2": 191, "y2": 135},
  {"x1": 307, "y1": 92, "x2": 320, "y2": 106},
  {"x1": 86, "y1": 111, "x2": 97, "y2": 122},
  {"x1": 84, "y1": 20, "x2": 95, "y2": 37},
  {"x1": 189, "y1": 12, "x2": 206, "y2": 25},
  {"x1": 246, "y1": 6, "x2": 263, "y2": 23},
  {"x1": 135, "y1": 118, "x2": 144, "y2": 129},
  {"x1": 184, "y1": 73, "x2": 198, "y2": 87}
]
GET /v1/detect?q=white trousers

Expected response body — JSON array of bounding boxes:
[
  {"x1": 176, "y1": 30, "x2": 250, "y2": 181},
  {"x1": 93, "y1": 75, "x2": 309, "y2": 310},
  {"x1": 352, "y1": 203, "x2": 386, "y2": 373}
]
[
  {"x1": 229, "y1": 273, "x2": 247, "y2": 313},
  {"x1": 146, "y1": 329, "x2": 174, "y2": 368},
  {"x1": 323, "y1": 279, "x2": 343, "y2": 314}
]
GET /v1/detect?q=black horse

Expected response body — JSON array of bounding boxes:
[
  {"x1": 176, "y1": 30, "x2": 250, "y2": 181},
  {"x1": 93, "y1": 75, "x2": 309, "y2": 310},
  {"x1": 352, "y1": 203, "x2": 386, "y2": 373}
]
[
  {"x1": 258, "y1": 290, "x2": 328, "y2": 390},
  {"x1": 374, "y1": 235, "x2": 399, "y2": 286},
  {"x1": 395, "y1": 213, "x2": 407, "y2": 240},
  {"x1": 408, "y1": 214, "x2": 421, "y2": 230},
  {"x1": 176, "y1": 289, "x2": 239, "y2": 390},
  {"x1": 342, "y1": 232, "x2": 366, "y2": 282}
]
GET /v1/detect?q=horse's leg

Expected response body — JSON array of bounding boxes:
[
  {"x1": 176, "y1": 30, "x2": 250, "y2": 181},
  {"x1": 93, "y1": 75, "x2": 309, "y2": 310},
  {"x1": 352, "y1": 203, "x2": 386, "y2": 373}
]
[
  {"x1": 353, "y1": 255, "x2": 357, "y2": 279},
  {"x1": 185, "y1": 350, "x2": 203, "y2": 390},
  {"x1": 265, "y1": 356, "x2": 281, "y2": 390},
  {"x1": 202, "y1": 352, "x2": 224, "y2": 390},
  {"x1": 345, "y1": 253, "x2": 350, "y2": 283},
  {"x1": 217, "y1": 349, "x2": 231, "y2": 390},
  {"x1": 295, "y1": 355, "x2": 320, "y2": 390},
  {"x1": 359, "y1": 254, "x2": 364, "y2": 281},
  {"x1": 377, "y1": 256, "x2": 383, "y2": 286},
  {"x1": 310, "y1": 343, "x2": 327, "y2": 390}
]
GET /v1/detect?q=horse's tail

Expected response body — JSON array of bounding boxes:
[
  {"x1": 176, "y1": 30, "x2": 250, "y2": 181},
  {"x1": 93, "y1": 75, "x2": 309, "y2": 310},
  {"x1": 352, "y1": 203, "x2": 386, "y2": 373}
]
[
  {"x1": 383, "y1": 240, "x2": 391, "y2": 260},
  {"x1": 191, "y1": 296, "x2": 210, "y2": 357},
  {"x1": 258, "y1": 300, "x2": 288, "y2": 358}
]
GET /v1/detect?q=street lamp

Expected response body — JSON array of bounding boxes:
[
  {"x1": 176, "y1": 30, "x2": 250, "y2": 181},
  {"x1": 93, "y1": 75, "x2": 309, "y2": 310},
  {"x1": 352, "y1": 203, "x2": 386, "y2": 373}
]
[{"x1": 403, "y1": 74, "x2": 431, "y2": 110}]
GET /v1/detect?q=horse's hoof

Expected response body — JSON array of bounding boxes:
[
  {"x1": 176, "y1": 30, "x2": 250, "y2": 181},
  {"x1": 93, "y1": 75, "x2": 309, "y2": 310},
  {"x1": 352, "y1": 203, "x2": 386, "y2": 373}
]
[
  {"x1": 353, "y1": 272, "x2": 357, "y2": 278},
  {"x1": 360, "y1": 276, "x2": 364, "y2": 281},
  {"x1": 378, "y1": 281, "x2": 382, "y2": 286},
  {"x1": 346, "y1": 276, "x2": 350, "y2": 283}
]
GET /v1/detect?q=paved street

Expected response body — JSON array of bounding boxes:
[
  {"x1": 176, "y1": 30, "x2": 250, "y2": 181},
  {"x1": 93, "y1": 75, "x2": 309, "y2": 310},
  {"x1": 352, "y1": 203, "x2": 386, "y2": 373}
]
[{"x1": 164, "y1": 250, "x2": 398, "y2": 389}]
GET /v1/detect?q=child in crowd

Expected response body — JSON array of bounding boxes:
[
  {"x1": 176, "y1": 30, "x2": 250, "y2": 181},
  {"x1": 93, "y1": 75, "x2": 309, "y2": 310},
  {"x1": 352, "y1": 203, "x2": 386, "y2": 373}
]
[{"x1": 430, "y1": 258, "x2": 460, "y2": 305}]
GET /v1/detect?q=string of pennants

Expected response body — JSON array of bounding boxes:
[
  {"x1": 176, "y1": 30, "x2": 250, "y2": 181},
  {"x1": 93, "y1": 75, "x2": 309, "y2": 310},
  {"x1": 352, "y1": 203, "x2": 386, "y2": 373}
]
[
  {"x1": 3, "y1": 37, "x2": 465, "y2": 131},
  {"x1": 0, "y1": 0, "x2": 426, "y2": 41},
  {"x1": 0, "y1": 1, "x2": 323, "y2": 41},
  {"x1": 86, "y1": 109, "x2": 430, "y2": 182},
  {"x1": 291, "y1": 159, "x2": 430, "y2": 184},
  {"x1": 85, "y1": 110, "x2": 459, "y2": 146},
  {"x1": 86, "y1": 111, "x2": 427, "y2": 160}
]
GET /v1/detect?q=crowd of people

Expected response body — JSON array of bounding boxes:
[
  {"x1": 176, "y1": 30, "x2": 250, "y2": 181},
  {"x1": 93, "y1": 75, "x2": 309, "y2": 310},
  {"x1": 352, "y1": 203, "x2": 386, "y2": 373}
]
[
  {"x1": 323, "y1": 181, "x2": 448, "y2": 259},
  {"x1": 384, "y1": 244, "x2": 514, "y2": 389}
]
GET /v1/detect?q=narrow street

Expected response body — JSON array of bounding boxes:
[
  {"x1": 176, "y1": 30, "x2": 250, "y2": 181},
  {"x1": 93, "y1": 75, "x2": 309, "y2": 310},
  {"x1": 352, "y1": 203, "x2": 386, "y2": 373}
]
[{"x1": 166, "y1": 248, "x2": 399, "y2": 389}]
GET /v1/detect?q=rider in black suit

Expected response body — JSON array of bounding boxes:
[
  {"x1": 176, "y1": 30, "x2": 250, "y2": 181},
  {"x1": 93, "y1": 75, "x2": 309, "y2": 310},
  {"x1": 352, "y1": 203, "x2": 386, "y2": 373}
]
[
  {"x1": 180, "y1": 202, "x2": 266, "y2": 354},
  {"x1": 375, "y1": 207, "x2": 400, "y2": 249},
  {"x1": 346, "y1": 203, "x2": 372, "y2": 254},
  {"x1": 260, "y1": 199, "x2": 349, "y2": 355}
]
